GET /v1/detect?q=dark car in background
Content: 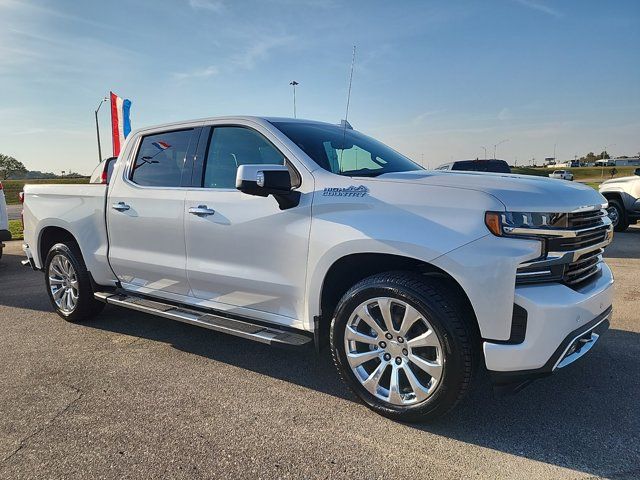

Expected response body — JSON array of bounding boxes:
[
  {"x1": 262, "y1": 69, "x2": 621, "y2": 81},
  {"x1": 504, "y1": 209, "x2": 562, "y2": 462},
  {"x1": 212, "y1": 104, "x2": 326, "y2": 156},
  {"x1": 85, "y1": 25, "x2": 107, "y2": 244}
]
[{"x1": 435, "y1": 159, "x2": 511, "y2": 173}]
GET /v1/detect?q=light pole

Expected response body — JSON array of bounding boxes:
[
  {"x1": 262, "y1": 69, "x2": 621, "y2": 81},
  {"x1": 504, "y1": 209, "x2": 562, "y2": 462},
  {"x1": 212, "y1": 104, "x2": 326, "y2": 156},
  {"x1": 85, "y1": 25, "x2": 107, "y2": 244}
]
[
  {"x1": 493, "y1": 139, "x2": 509, "y2": 159},
  {"x1": 481, "y1": 146, "x2": 487, "y2": 160},
  {"x1": 289, "y1": 81, "x2": 299, "y2": 118},
  {"x1": 95, "y1": 97, "x2": 108, "y2": 163},
  {"x1": 601, "y1": 144, "x2": 615, "y2": 178}
]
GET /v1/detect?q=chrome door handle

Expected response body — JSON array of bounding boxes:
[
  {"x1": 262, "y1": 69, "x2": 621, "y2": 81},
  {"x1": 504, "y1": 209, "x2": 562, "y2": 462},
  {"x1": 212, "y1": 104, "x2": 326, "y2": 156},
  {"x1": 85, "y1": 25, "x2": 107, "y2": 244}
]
[
  {"x1": 112, "y1": 202, "x2": 130, "y2": 212},
  {"x1": 189, "y1": 205, "x2": 215, "y2": 216}
]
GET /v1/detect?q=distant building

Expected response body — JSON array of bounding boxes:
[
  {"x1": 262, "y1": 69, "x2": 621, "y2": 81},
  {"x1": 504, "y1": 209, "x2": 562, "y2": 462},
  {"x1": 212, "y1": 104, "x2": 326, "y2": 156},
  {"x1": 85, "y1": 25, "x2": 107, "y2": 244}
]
[
  {"x1": 595, "y1": 159, "x2": 615, "y2": 167},
  {"x1": 595, "y1": 157, "x2": 639, "y2": 167},
  {"x1": 546, "y1": 160, "x2": 571, "y2": 168},
  {"x1": 612, "y1": 157, "x2": 640, "y2": 166}
]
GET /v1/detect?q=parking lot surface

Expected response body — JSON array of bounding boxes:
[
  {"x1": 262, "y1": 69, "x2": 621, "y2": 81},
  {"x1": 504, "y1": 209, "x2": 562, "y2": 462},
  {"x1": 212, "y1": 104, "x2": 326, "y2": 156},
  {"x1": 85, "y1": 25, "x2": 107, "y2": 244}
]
[{"x1": 0, "y1": 228, "x2": 638, "y2": 479}]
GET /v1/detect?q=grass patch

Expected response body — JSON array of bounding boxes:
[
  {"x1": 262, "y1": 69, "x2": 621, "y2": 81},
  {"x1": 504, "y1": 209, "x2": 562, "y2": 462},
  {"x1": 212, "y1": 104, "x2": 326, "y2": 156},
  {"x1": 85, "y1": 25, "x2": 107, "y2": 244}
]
[
  {"x1": 513, "y1": 166, "x2": 637, "y2": 181},
  {"x1": 584, "y1": 181, "x2": 602, "y2": 190},
  {"x1": 568, "y1": 166, "x2": 637, "y2": 180},
  {"x1": 511, "y1": 167, "x2": 549, "y2": 177},
  {"x1": 2, "y1": 177, "x2": 89, "y2": 205},
  {"x1": 8, "y1": 219, "x2": 23, "y2": 241}
]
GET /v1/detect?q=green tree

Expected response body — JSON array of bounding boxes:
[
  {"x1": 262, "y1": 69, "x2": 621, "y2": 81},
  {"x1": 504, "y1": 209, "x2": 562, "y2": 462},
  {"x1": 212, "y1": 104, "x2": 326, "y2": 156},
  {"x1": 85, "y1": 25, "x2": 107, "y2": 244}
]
[{"x1": 0, "y1": 154, "x2": 27, "y2": 180}]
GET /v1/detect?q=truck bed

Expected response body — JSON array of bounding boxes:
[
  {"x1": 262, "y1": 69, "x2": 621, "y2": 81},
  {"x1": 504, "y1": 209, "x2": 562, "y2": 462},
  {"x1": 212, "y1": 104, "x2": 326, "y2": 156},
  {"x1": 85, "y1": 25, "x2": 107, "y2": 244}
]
[{"x1": 22, "y1": 184, "x2": 117, "y2": 285}]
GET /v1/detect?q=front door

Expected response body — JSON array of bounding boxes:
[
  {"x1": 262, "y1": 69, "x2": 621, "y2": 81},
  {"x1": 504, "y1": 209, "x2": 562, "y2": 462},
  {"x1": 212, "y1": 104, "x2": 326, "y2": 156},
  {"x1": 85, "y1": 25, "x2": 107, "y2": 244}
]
[
  {"x1": 107, "y1": 127, "x2": 199, "y2": 296},
  {"x1": 184, "y1": 125, "x2": 312, "y2": 327}
]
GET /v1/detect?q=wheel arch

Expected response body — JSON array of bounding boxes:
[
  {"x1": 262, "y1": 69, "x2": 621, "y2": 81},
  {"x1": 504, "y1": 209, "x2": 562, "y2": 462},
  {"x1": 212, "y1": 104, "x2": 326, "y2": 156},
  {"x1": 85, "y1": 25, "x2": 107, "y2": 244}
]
[
  {"x1": 600, "y1": 190, "x2": 624, "y2": 204},
  {"x1": 38, "y1": 225, "x2": 80, "y2": 267},
  {"x1": 315, "y1": 252, "x2": 481, "y2": 352}
]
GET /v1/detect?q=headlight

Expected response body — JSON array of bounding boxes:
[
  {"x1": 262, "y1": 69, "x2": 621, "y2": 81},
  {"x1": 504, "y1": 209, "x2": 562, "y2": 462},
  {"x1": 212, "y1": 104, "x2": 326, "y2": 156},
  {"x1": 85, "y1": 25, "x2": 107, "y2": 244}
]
[{"x1": 485, "y1": 211, "x2": 562, "y2": 237}]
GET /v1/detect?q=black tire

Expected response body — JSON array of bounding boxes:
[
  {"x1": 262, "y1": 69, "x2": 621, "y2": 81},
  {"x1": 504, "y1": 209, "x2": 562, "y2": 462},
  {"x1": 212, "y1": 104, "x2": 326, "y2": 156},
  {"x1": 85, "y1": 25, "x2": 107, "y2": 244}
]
[
  {"x1": 608, "y1": 200, "x2": 629, "y2": 232},
  {"x1": 44, "y1": 242, "x2": 104, "y2": 322},
  {"x1": 330, "y1": 271, "x2": 476, "y2": 422}
]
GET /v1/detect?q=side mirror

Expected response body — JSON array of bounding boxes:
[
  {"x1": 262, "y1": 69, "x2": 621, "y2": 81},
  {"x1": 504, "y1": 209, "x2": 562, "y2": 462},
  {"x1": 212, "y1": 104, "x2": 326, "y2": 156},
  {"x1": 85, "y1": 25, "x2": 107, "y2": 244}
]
[
  {"x1": 635, "y1": 168, "x2": 640, "y2": 176},
  {"x1": 236, "y1": 164, "x2": 300, "y2": 210}
]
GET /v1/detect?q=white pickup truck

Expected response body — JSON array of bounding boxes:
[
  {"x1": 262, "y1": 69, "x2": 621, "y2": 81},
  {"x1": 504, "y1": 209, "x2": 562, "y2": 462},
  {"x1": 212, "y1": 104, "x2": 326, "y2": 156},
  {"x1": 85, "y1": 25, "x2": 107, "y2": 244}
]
[
  {"x1": 599, "y1": 168, "x2": 640, "y2": 232},
  {"x1": 22, "y1": 117, "x2": 614, "y2": 422},
  {"x1": 0, "y1": 181, "x2": 11, "y2": 259}
]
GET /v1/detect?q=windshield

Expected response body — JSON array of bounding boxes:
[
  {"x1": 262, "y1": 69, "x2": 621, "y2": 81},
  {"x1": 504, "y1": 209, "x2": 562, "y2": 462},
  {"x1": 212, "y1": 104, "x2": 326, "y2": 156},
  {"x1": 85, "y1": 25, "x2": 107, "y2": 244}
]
[{"x1": 272, "y1": 121, "x2": 422, "y2": 177}]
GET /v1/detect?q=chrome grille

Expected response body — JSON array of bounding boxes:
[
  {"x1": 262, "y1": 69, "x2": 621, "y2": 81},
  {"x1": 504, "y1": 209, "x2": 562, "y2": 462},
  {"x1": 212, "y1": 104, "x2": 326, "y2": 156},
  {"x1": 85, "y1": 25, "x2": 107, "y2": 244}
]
[
  {"x1": 562, "y1": 248, "x2": 603, "y2": 287},
  {"x1": 516, "y1": 207, "x2": 612, "y2": 290},
  {"x1": 547, "y1": 224, "x2": 609, "y2": 251},
  {"x1": 567, "y1": 210, "x2": 607, "y2": 229}
]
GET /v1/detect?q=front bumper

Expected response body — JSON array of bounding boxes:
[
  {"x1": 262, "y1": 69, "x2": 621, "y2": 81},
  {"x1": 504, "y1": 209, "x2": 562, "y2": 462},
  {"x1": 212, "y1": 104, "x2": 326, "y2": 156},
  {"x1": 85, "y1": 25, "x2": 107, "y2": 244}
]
[{"x1": 484, "y1": 262, "x2": 614, "y2": 381}]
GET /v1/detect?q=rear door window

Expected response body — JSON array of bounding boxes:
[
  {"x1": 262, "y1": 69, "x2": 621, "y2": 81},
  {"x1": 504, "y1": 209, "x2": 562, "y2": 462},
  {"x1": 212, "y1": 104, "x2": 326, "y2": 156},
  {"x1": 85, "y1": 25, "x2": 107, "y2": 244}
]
[{"x1": 130, "y1": 129, "x2": 194, "y2": 187}]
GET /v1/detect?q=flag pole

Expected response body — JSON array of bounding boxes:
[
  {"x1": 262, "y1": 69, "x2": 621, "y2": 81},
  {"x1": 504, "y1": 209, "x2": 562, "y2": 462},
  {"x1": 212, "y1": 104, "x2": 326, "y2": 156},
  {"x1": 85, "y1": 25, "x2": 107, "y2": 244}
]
[{"x1": 94, "y1": 96, "x2": 107, "y2": 163}]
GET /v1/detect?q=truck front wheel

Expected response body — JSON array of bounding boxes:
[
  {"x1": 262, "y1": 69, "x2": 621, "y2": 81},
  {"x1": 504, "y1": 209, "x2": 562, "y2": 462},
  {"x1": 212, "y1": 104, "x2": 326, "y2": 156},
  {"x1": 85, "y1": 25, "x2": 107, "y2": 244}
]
[
  {"x1": 330, "y1": 271, "x2": 476, "y2": 422},
  {"x1": 607, "y1": 199, "x2": 629, "y2": 232},
  {"x1": 44, "y1": 243, "x2": 104, "y2": 322}
]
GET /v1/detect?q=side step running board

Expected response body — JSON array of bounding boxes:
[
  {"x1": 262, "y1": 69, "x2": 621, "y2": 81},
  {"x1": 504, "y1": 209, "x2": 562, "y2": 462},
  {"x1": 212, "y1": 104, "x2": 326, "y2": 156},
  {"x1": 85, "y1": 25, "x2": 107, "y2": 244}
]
[{"x1": 94, "y1": 292, "x2": 312, "y2": 348}]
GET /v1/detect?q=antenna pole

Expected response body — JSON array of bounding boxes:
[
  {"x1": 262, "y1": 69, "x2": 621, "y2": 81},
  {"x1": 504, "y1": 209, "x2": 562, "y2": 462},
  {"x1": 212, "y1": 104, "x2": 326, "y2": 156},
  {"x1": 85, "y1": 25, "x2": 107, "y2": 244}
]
[
  {"x1": 344, "y1": 46, "x2": 356, "y2": 123},
  {"x1": 339, "y1": 46, "x2": 356, "y2": 169}
]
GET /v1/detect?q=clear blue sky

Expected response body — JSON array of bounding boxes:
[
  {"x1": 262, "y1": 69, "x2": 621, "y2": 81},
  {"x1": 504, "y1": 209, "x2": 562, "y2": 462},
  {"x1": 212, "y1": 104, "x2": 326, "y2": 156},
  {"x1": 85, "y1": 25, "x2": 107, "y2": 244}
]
[{"x1": 1, "y1": 0, "x2": 638, "y2": 174}]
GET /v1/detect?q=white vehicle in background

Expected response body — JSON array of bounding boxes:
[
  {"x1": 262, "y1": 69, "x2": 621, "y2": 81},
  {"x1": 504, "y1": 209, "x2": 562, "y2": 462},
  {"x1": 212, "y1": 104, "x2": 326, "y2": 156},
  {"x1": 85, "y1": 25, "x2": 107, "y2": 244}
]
[
  {"x1": 549, "y1": 170, "x2": 574, "y2": 181},
  {"x1": 599, "y1": 167, "x2": 640, "y2": 231},
  {"x1": 21, "y1": 116, "x2": 614, "y2": 422},
  {"x1": 0, "y1": 181, "x2": 12, "y2": 259}
]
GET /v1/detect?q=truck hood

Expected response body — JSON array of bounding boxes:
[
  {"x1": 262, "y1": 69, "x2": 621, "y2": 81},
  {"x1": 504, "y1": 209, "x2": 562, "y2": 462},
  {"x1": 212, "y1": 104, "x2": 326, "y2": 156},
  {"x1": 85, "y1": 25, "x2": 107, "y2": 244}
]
[
  {"x1": 600, "y1": 175, "x2": 639, "y2": 186},
  {"x1": 372, "y1": 170, "x2": 606, "y2": 212}
]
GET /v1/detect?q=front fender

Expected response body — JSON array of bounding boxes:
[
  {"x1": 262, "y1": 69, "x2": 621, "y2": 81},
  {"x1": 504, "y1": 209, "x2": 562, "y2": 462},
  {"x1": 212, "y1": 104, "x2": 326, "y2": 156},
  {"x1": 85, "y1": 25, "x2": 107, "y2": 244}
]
[
  {"x1": 600, "y1": 189, "x2": 636, "y2": 210},
  {"x1": 304, "y1": 176, "x2": 506, "y2": 330}
]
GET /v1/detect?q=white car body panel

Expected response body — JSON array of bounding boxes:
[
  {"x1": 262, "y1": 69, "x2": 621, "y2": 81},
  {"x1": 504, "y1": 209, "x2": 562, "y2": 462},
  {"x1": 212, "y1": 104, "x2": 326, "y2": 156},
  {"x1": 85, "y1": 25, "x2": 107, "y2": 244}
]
[
  {"x1": 304, "y1": 169, "x2": 512, "y2": 333},
  {"x1": 484, "y1": 263, "x2": 614, "y2": 371},
  {"x1": 0, "y1": 189, "x2": 8, "y2": 233},
  {"x1": 184, "y1": 187, "x2": 312, "y2": 325},
  {"x1": 22, "y1": 116, "x2": 615, "y2": 375},
  {"x1": 599, "y1": 175, "x2": 640, "y2": 211},
  {"x1": 22, "y1": 184, "x2": 116, "y2": 285}
]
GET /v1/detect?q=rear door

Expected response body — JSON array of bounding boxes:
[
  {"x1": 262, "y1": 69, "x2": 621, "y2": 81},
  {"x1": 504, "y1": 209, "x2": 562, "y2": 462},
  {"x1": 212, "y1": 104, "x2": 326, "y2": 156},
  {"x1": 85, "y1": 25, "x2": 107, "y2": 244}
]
[
  {"x1": 184, "y1": 123, "x2": 312, "y2": 326},
  {"x1": 107, "y1": 127, "x2": 200, "y2": 296}
]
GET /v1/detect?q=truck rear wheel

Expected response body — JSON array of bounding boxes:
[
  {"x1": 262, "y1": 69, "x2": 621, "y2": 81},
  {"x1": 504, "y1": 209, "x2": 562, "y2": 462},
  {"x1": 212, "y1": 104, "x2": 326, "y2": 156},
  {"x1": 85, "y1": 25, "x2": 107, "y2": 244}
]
[
  {"x1": 607, "y1": 200, "x2": 629, "y2": 232},
  {"x1": 330, "y1": 271, "x2": 475, "y2": 422},
  {"x1": 45, "y1": 242, "x2": 104, "y2": 322}
]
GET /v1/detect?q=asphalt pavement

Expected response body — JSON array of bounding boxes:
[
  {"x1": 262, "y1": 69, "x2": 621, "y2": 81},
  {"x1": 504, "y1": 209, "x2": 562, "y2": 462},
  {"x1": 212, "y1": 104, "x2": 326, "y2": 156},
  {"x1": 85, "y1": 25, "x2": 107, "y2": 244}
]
[{"x1": 0, "y1": 228, "x2": 638, "y2": 479}]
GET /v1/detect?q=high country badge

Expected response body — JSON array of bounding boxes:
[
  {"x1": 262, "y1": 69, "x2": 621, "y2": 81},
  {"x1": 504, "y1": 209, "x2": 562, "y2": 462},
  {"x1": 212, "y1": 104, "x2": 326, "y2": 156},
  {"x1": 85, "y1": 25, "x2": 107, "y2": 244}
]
[{"x1": 322, "y1": 185, "x2": 369, "y2": 197}]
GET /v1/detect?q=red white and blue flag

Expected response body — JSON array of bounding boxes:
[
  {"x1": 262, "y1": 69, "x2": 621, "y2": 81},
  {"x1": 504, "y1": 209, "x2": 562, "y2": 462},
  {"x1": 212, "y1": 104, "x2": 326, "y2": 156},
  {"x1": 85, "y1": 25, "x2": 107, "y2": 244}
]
[
  {"x1": 152, "y1": 141, "x2": 171, "y2": 151},
  {"x1": 110, "y1": 91, "x2": 132, "y2": 157}
]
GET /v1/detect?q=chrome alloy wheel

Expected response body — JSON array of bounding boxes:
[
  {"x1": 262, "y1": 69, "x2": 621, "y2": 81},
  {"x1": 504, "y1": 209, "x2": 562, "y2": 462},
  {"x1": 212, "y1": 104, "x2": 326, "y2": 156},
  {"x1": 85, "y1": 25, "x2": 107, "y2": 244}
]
[
  {"x1": 344, "y1": 297, "x2": 444, "y2": 406},
  {"x1": 48, "y1": 254, "x2": 79, "y2": 314},
  {"x1": 607, "y1": 205, "x2": 619, "y2": 228}
]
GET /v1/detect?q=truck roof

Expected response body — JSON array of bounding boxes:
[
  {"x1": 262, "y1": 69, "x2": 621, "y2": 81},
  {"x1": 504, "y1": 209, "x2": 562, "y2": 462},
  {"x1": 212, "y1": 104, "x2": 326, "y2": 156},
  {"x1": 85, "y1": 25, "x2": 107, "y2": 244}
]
[{"x1": 130, "y1": 116, "x2": 337, "y2": 136}]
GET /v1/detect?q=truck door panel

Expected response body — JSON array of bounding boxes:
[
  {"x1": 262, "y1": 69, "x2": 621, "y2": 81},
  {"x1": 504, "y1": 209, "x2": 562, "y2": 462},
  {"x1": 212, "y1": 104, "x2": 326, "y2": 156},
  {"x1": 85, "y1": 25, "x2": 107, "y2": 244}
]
[
  {"x1": 184, "y1": 125, "x2": 311, "y2": 323},
  {"x1": 107, "y1": 127, "x2": 200, "y2": 296}
]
